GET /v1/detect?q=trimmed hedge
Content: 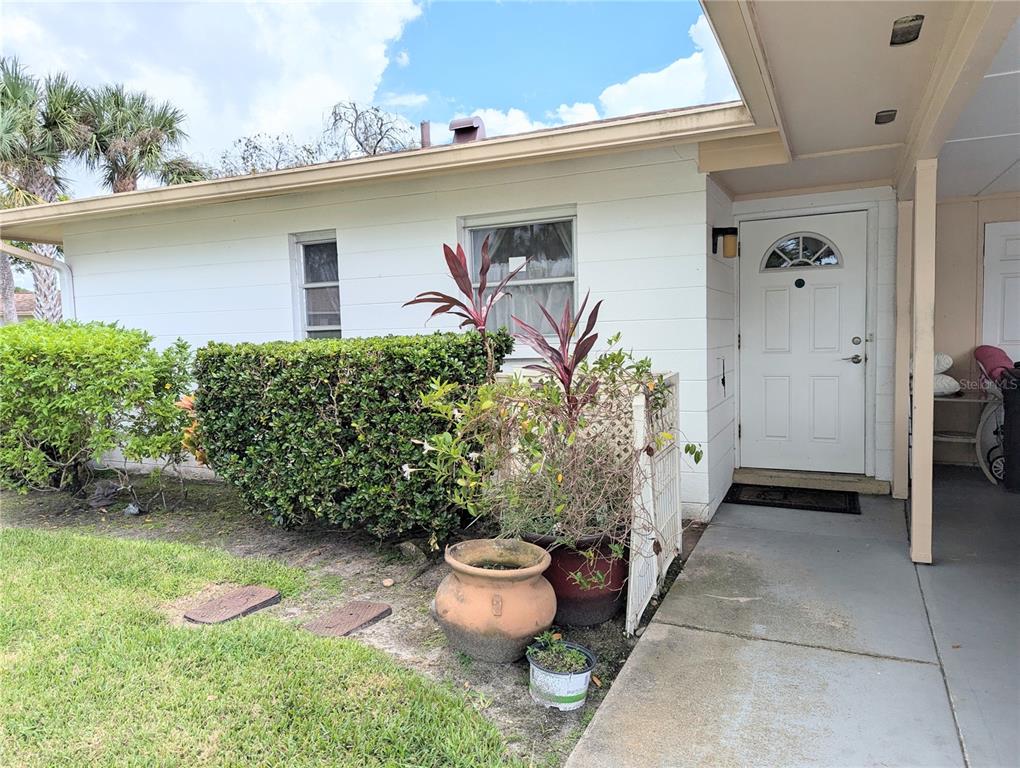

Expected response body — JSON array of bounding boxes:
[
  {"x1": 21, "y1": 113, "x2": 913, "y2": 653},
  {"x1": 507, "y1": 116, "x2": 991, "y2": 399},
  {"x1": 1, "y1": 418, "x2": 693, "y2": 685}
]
[{"x1": 194, "y1": 331, "x2": 512, "y2": 540}]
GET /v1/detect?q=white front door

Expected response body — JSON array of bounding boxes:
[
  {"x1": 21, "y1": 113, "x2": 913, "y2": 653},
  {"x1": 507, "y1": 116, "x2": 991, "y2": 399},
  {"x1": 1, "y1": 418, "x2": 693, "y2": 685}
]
[
  {"x1": 739, "y1": 211, "x2": 868, "y2": 473},
  {"x1": 982, "y1": 221, "x2": 1020, "y2": 361}
]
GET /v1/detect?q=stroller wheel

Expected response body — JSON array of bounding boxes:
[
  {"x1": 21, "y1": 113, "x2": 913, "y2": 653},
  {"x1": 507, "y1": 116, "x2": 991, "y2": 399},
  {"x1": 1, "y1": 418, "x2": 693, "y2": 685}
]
[{"x1": 988, "y1": 450, "x2": 1005, "y2": 482}]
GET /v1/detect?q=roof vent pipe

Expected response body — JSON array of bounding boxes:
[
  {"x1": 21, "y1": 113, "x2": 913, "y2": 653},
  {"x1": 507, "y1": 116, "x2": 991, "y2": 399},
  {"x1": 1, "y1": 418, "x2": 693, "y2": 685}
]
[
  {"x1": 419, "y1": 121, "x2": 431, "y2": 148},
  {"x1": 449, "y1": 116, "x2": 486, "y2": 144}
]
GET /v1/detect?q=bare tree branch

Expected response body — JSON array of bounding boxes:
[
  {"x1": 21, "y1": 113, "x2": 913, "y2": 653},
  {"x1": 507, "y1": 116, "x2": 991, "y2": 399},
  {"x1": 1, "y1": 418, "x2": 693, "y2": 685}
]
[{"x1": 327, "y1": 101, "x2": 418, "y2": 158}]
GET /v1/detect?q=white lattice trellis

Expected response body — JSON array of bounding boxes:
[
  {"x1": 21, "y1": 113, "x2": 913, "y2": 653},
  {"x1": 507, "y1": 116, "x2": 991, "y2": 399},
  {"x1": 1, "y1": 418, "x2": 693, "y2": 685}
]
[{"x1": 625, "y1": 372, "x2": 682, "y2": 635}]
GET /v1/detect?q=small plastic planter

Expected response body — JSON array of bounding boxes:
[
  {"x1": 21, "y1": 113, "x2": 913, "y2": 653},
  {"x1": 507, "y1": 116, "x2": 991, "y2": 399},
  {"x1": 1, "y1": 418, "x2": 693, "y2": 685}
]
[{"x1": 526, "y1": 641, "x2": 597, "y2": 712}]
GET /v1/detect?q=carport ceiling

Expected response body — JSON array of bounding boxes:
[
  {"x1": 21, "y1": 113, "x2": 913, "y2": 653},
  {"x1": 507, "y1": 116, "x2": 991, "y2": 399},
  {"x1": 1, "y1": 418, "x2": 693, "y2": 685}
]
[
  {"x1": 938, "y1": 19, "x2": 1020, "y2": 199},
  {"x1": 709, "y1": 1, "x2": 1017, "y2": 199}
]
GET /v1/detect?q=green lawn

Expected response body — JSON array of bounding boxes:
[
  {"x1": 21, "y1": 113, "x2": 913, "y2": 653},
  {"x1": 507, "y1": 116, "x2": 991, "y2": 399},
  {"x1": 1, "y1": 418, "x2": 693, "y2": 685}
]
[{"x1": 0, "y1": 528, "x2": 520, "y2": 767}]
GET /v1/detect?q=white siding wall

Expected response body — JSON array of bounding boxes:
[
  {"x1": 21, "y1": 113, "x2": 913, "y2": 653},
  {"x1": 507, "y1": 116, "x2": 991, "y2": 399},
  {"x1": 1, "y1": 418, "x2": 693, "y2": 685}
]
[
  {"x1": 63, "y1": 145, "x2": 716, "y2": 507},
  {"x1": 702, "y1": 178, "x2": 737, "y2": 518},
  {"x1": 732, "y1": 186, "x2": 898, "y2": 484}
]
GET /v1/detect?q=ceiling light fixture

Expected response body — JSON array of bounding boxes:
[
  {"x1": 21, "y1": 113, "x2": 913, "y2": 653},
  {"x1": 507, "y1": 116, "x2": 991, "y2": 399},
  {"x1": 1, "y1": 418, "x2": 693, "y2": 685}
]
[
  {"x1": 875, "y1": 110, "x2": 898, "y2": 125},
  {"x1": 890, "y1": 14, "x2": 924, "y2": 46}
]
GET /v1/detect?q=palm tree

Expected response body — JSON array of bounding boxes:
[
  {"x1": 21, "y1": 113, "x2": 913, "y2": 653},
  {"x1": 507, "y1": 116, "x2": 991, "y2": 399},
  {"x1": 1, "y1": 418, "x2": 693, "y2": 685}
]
[
  {"x1": 0, "y1": 57, "x2": 88, "y2": 323},
  {"x1": 80, "y1": 84, "x2": 208, "y2": 193}
]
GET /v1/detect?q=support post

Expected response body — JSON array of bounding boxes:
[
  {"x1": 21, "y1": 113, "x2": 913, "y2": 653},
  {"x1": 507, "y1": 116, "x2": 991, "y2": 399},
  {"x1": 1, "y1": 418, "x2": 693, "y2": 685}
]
[
  {"x1": 910, "y1": 160, "x2": 937, "y2": 564},
  {"x1": 893, "y1": 201, "x2": 914, "y2": 499}
]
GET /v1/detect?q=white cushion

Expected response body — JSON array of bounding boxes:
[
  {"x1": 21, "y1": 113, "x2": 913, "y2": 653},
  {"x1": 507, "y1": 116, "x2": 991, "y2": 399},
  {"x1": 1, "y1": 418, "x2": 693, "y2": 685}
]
[
  {"x1": 934, "y1": 352, "x2": 953, "y2": 375},
  {"x1": 934, "y1": 373, "x2": 961, "y2": 396}
]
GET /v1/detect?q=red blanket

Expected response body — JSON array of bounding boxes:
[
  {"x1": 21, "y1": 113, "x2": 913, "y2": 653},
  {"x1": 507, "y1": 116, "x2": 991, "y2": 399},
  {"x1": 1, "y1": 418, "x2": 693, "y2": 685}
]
[{"x1": 974, "y1": 345, "x2": 1015, "y2": 383}]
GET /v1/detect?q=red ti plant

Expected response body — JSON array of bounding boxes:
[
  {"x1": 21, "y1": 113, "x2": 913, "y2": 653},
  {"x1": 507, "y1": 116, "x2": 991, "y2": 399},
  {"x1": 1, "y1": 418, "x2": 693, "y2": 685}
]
[
  {"x1": 513, "y1": 291, "x2": 603, "y2": 425},
  {"x1": 404, "y1": 236, "x2": 527, "y2": 379}
]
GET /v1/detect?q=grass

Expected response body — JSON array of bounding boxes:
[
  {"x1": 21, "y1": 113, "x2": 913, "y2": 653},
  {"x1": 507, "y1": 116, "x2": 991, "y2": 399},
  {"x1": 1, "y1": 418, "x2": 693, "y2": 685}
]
[{"x1": 0, "y1": 528, "x2": 521, "y2": 767}]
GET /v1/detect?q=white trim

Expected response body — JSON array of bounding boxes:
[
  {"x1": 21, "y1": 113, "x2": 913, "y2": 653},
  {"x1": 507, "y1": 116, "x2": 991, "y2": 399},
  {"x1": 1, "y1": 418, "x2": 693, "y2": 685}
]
[
  {"x1": 459, "y1": 205, "x2": 577, "y2": 230},
  {"x1": 731, "y1": 187, "x2": 896, "y2": 479},
  {"x1": 293, "y1": 229, "x2": 336, "y2": 245}
]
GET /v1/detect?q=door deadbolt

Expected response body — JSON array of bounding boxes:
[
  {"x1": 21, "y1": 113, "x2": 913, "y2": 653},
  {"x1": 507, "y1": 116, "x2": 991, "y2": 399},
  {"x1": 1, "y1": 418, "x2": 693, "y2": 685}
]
[{"x1": 852, "y1": 336, "x2": 862, "y2": 345}]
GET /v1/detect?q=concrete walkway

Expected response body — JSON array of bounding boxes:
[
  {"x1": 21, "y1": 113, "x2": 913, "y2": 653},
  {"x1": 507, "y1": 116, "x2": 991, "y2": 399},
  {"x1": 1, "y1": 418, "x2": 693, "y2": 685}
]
[{"x1": 566, "y1": 467, "x2": 1018, "y2": 768}]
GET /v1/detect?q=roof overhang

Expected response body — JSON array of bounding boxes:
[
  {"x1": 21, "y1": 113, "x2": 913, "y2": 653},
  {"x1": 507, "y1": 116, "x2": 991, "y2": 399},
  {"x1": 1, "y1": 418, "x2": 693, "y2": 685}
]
[
  {"x1": 1, "y1": 102, "x2": 757, "y2": 245},
  {"x1": 701, "y1": 0, "x2": 790, "y2": 155},
  {"x1": 703, "y1": 0, "x2": 1018, "y2": 200}
]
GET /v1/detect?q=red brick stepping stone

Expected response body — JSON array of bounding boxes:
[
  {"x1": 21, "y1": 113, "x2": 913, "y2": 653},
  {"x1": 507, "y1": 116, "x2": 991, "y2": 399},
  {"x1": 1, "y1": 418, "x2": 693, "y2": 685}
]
[
  {"x1": 184, "y1": 585, "x2": 280, "y2": 624},
  {"x1": 305, "y1": 602, "x2": 392, "y2": 637}
]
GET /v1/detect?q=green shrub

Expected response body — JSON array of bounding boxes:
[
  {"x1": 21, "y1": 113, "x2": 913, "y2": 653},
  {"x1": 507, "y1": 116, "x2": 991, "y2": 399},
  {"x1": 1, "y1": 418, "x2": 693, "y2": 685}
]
[
  {"x1": 0, "y1": 321, "x2": 192, "y2": 492},
  {"x1": 193, "y1": 330, "x2": 512, "y2": 541}
]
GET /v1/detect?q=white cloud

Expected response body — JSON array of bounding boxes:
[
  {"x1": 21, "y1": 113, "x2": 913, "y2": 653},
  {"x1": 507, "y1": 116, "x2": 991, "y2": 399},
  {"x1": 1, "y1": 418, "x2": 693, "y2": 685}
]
[
  {"x1": 395, "y1": 50, "x2": 410, "y2": 67},
  {"x1": 380, "y1": 92, "x2": 429, "y2": 108},
  {"x1": 552, "y1": 102, "x2": 601, "y2": 124},
  {"x1": 599, "y1": 14, "x2": 738, "y2": 117},
  {"x1": 0, "y1": 14, "x2": 91, "y2": 80},
  {"x1": 689, "y1": 13, "x2": 741, "y2": 105},
  {"x1": 427, "y1": 121, "x2": 454, "y2": 145},
  {"x1": 466, "y1": 108, "x2": 551, "y2": 136},
  {"x1": 243, "y1": 1, "x2": 422, "y2": 138},
  {"x1": 455, "y1": 14, "x2": 739, "y2": 140}
]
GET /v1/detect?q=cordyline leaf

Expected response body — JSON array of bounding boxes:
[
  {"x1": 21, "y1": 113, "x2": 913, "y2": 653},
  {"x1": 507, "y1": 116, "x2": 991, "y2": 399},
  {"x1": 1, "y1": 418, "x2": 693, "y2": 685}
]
[
  {"x1": 513, "y1": 290, "x2": 606, "y2": 423},
  {"x1": 572, "y1": 333, "x2": 599, "y2": 368},
  {"x1": 483, "y1": 290, "x2": 509, "y2": 314},
  {"x1": 403, "y1": 292, "x2": 460, "y2": 306},
  {"x1": 405, "y1": 239, "x2": 530, "y2": 332},
  {"x1": 478, "y1": 235, "x2": 491, "y2": 297},
  {"x1": 560, "y1": 300, "x2": 572, "y2": 355},
  {"x1": 523, "y1": 363, "x2": 558, "y2": 378},
  {"x1": 443, "y1": 243, "x2": 474, "y2": 299},
  {"x1": 537, "y1": 303, "x2": 563, "y2": 351},
  {"x1": 512, "y1": 315, "x2": 562, "y2": 364},
  {"x1": 429, "y1": 303, "x2": 457, "y2": 319},
  {"x1": 578, "y1": 296, "x2": 602, "y2": 342}
]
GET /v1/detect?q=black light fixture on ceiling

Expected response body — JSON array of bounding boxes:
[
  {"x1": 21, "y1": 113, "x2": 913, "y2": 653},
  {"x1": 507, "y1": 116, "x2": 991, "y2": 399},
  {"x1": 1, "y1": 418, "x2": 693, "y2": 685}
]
[
  {"x1": 875, "y1": 109, "x2": 898, "y2": 125},
  {"x1": 890, "y1": 14, "x2": 924, "y2": 46}
]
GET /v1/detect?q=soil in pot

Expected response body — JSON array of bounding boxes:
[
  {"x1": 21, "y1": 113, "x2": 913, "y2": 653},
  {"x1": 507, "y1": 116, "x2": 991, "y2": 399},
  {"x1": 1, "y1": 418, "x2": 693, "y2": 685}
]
[
  {"x1": 522, "y1": 533, "x2": 625, "y2": 627},
  {"x1": 527, "y1": 634, "x2": 597, "y2": 712},
  {"x1": 432, "y1": 539, "x2": 556, "y2": 662}
]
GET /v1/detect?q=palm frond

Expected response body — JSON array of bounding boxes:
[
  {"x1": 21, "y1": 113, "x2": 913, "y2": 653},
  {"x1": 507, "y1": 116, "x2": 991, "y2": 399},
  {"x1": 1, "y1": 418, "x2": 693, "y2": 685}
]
[{"x1": 158, "y1": 155, "x2": 208, "y2": 186}]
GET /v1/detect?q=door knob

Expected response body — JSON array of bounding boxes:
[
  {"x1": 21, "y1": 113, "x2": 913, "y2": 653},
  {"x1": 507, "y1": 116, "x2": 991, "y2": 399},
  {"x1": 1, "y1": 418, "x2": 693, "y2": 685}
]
[{"x1": 842, "y1": 354, "x2": 863, "y2": 364}]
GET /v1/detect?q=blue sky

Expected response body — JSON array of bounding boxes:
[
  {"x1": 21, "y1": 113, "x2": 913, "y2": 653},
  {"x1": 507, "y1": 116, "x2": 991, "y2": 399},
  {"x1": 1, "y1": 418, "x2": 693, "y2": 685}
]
[{"x1": 1, "y1": 1, "x2": 737, "y2": 198}]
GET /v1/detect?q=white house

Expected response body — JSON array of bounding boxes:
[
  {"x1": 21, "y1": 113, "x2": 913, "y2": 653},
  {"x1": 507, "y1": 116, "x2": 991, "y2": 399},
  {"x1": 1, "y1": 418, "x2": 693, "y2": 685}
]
[{"x1": 2, "y1": 1, "x2": 1018, "y2": 564}]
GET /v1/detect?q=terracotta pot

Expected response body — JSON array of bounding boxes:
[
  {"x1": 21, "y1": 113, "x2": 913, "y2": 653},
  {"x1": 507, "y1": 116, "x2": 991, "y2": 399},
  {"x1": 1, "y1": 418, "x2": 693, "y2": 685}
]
[
  {"x1": 432, "y1": 539, "x2": 556, "y2": 662},
  {"x1": 522, "y1": 533, "x2": 626, "y2": 627}
]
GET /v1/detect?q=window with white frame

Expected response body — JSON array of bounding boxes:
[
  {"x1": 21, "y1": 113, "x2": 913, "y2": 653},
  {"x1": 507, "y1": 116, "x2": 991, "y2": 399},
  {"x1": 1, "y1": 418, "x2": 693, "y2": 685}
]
[
  {"x1": 293, "y1": 233, "x2": 342, "y2": 338},
  {"x1": 467, "y1": 214, "x2": 576, "y2": 335}
]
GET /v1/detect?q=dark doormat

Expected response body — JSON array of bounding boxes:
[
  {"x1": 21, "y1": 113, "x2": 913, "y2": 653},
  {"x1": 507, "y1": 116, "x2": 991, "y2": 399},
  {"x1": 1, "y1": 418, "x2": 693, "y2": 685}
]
[{"x1": 724, "y1": 483, "x2": 861, "y2": 515}]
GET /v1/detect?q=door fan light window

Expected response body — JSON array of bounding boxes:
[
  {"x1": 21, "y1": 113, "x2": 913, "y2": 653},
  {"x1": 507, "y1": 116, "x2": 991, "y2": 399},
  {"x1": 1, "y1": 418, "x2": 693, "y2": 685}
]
[{"x1": 761, "y1": 233, "x2": 841, "y2": 270}]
